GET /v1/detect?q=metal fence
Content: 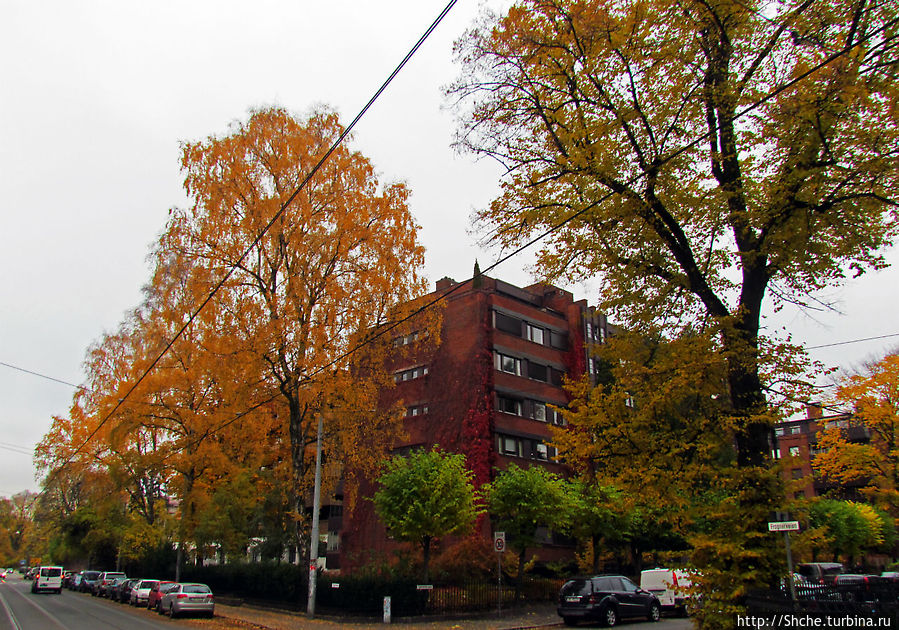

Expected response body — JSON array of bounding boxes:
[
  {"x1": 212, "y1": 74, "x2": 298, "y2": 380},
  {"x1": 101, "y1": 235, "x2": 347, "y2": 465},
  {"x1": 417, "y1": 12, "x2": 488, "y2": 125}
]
[
  {"x1": 316, "y1": 576, "x2": 564, "y2": 617},
  {"x1": 746, "y1": 582, "x2": 899, "y2": 627}
]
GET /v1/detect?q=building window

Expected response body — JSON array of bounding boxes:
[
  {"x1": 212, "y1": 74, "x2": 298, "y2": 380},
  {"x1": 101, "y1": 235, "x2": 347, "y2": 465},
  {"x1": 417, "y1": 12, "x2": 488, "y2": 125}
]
[
  {"x1": 526, "y1": 323, "x2": 545, "y2": 345},
  {"x1": 394, "y1": 365, "x2": 429, "y2": 383},
  {"x1": 532, "y1": 402, "x2": 547, "y2": 422},
  {"x1": 527, "y1": 361, "x2": 548, "y2": 382},
  {"x1": 550, "y1": 330, "x2": 568, "y2": 350},
  {"x1": 406, "y1": 404, "x2": 429, "y2": 417},
  {"x1": 326, "y1": 531, "x2": 340, "y2": 552},
  {"x1": 775, "y1": 427, "x2": 785, "y2": 436},
  {"x1": 392, "y1": 331, "x2": 422, "y2": 347},
  {"x1": 536, "y1": 443, "x2": 549, "y2": 460},
  {"x1": 495, "y1": 352, "x2": 521, "y2": 376},
  {"x1": 501, "y1": 435, "x2": 519, "y2": 456},
  {"x1": 789, "y1": 446, "x2": 800, "y2": 457},
  {"x1": 792, "y1": 468, "x2": 804, "y2": 480},
  {"x1": 550, "y1": 408, "x2": 565, "y2": 426},
  {"x1": 498, "y1": 396, "x2": 522, "y2": 416},
  {"x1": 494, "y1": 312, "x2": 523, "y2": 336}
]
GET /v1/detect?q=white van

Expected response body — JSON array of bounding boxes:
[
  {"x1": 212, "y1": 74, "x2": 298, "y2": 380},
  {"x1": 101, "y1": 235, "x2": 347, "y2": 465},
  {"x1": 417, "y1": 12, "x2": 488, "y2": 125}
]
[
  {"x1": 31, "y1": 566, "x2": 64, "y2": 594},
  {"x1": 640, "y1": 568, "x2": 694, "y2": 616}
]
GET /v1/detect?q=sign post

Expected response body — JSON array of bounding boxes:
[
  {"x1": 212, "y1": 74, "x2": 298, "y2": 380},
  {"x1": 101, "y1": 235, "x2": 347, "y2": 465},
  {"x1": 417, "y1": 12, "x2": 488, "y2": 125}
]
[
  {"x1": 494, "y1": 532, "x2": 505, "y2": 617},
  {"x1": 769, "y1": 518, "x2": 800, "y2": 604}
]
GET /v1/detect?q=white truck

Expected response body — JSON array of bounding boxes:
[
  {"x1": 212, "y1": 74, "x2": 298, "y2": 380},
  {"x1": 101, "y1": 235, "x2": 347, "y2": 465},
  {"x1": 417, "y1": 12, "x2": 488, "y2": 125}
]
[
  {"x1": 640, "y1": 568, "x2": 695, "y2": 616},
  {"x1": 31, "y1": 566, "x2": 64, "y2": 594}
]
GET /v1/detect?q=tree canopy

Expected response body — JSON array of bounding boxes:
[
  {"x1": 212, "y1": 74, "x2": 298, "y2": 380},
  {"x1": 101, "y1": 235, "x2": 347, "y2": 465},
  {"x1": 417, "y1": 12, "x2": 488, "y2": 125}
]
[
  {"x1": 450, "y1": 0, "x2": 899, "y2": 469},
  {"x1": 373, "y1": 448, "x2": 482, "y2": 580},
  {"x1": 33, "y1": 105, "x2": 431, "y2": 570},
  {"x1": 813, "y1": 353, "x2": 899, "y2": 512}
]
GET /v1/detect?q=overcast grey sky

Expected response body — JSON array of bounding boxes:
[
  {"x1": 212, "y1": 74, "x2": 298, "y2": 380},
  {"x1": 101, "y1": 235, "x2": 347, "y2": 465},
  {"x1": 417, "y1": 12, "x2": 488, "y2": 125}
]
[{"x1": 2, "y1": 0, "x2": 897, "y2": 497}]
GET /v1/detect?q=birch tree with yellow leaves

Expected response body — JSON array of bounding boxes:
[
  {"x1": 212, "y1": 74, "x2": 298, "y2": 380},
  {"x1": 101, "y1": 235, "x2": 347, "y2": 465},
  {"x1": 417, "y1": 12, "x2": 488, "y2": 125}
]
[{"x1": 170, "y1": 106, "x2": 430, "y2": 551}]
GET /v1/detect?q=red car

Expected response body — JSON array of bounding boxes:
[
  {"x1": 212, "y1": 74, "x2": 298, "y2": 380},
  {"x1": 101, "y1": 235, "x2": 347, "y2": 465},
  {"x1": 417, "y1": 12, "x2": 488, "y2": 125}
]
[{"x1": 146, "y1": 581, "x2": 177, "y2": 611}]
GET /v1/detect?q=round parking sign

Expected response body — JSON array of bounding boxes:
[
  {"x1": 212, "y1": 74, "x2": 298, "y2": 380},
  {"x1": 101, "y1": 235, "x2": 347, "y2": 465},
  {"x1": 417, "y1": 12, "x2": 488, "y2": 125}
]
[{"x1": 494, "y1": 532, "x2": 506, "y2": 553}]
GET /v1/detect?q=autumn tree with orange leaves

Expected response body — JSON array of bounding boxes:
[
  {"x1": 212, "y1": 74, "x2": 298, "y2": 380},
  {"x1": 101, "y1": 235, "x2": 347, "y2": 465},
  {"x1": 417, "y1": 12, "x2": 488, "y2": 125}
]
[
  {"x1": 170, "y1": 106, "x2": 430, "y2": 553},
  {"x1": 814, "y1": 353, "x2": 899, "y2": 513}
]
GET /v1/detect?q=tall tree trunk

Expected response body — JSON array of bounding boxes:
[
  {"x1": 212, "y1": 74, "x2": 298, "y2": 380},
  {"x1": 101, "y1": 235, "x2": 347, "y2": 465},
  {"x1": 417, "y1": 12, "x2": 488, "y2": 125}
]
[
  {"x1": 422, "y1": 536, "x2": 432, "y2": 583},
  {"x1": 514, "y1": 546, "x2": 527, "y2": 604},
  {"x1": 286, "y1": 392, "x2": 308, "y2": 567}
]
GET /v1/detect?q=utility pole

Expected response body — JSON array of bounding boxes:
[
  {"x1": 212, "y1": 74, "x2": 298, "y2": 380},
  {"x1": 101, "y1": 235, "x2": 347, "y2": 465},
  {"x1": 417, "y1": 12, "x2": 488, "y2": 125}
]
[{"x1": 307, "y1": 415, "x2": 323, "y2": 617}]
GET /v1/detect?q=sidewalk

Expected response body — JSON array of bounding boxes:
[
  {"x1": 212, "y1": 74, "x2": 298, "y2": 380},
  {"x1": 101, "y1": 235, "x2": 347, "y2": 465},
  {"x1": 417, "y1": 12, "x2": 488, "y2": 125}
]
[{"x1": 211, "y1": 602, "x2": 562, "y2": 629}]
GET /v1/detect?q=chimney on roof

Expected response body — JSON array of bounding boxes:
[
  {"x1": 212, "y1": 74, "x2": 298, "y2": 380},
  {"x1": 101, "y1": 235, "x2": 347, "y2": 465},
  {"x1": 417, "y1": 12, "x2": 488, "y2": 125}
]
[
  {"x1": 806, "y1": 402, "x2": 823, "y2": 420},
  {"x1": 436, "y1": 277, "x2": 456, "y2": 292}
]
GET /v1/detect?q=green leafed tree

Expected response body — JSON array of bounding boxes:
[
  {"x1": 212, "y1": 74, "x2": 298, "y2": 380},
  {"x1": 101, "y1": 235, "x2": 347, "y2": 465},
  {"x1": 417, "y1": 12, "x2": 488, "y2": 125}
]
[
  {"x1": 485, "y1": 464, "x2": 571, "y2": 601},
  {"x1": 566, "y1": 479, "x2": 626, "y2": 574},
  {"x1": 800, "y1": 499, "x2": 890, "y2": 564},
  {"x1": 373, "y1": 448, "x2": 482, "y2": 581}
]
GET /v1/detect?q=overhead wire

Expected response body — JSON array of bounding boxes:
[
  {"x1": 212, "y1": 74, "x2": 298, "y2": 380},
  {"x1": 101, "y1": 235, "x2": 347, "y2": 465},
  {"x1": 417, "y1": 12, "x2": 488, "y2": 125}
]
[{"x1": 33, "y1": 1, "x2": 899, "y2": 489}]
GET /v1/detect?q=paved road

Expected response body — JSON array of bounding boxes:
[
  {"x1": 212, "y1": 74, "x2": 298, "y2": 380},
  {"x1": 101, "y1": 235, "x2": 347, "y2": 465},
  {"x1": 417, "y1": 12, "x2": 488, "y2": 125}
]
[
  {"x1": 0, "y1": 575, "x2": 205, "y2": 630},
  {"x1": 0, "y1": 573, "x2": 697, "y2": 629}
]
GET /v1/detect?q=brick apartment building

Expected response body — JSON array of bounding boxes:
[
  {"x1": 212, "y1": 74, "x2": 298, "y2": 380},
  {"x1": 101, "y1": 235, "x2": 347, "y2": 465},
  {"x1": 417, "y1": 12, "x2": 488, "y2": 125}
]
[
  {"x1": 324, "y1": 274, "x2": 610, "y2": 570},
  {"x1": 775, "y1": 403, "x2": 865, "y2": 500}
]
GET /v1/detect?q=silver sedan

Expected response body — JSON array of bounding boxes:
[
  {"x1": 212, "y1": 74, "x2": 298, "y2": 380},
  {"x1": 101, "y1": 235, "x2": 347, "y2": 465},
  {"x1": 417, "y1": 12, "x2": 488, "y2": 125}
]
[{"x1": 158, "y1": 582, "x2": 215, "y2": 618}]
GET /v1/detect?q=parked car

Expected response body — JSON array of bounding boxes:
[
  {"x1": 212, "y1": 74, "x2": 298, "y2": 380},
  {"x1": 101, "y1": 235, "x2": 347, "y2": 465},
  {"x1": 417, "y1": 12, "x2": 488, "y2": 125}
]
[
  {"x1": 797, "y1": 562, "x2": 843, "y2": 586},
  {"x1": 30, "y1": 566, "x2": 64, "y2": 594},
  {"x1": 640, "y1": 568, "x2": 695, "y2": 616},
  {"x1": 558, "y1": 575, "x2": 661, "y2": 627},
  {"x1": 130, "y1": 579, "x2": 159, "y2": 607},
  {"x1": 147, "y1": 581, "x2": 177, "y2": 611},
  {"x1": 95, "y1": 571, "x2": 127, "y2": 597},
  {"x1": 834, "y1": 574, "x2": 888, "y2": 602},
  {"x1": 113, "y1": 578, "x2": 139, "y2": 603},
  {"x1": 158, "y1": 582, "x2": 215, "y2": 618},
  {"x1": 79, "y1": 570, "x2": 101, "y2": 593}
]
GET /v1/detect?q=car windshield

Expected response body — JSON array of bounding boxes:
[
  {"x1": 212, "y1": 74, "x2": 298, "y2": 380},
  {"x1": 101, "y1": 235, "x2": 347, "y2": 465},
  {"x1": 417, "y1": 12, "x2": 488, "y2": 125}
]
[
  {"x1": 561, "y1": 580, "x2": 592, "y2": 597},
  {"x1": 83, "y1": 571, "x2": 101, "y2": 580},
  {"x1": 41, "y1": 568, "x2": 62, "y2": 577},
  {"x1": 183, "y1": 584, "x2": 211, "y2": 594},
  {"x1": 139, "y1": 580, "x2": 158, "y2": 589}
]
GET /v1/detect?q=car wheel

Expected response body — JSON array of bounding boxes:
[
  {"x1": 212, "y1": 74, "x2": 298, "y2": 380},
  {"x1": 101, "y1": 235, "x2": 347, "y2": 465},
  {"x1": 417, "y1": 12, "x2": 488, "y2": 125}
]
[
  {"x1": 563, "y1": 616, "x2": 578, "y2": 626},
  {"x1": 167, "y1": 604, "x2": 176, "y2": 619},
  {"x1": 602, "y1": 605, "x2": 618, "y2": 627},
  {"x1": 648, "y1": 602, "x2": 661, "y2": 622}
]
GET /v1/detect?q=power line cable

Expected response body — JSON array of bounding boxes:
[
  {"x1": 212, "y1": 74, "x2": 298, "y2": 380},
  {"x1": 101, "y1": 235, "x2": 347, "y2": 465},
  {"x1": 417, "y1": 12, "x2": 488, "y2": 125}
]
[
  {"x1": 806, "y1": 333, "x2": 899, "y2": 350},
  {"x1": 0, "y1": 361, "x2": 90, "y2": 394},
  {"x1": 0, "y1": 444, "x2": 33, "y2": 457}
]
